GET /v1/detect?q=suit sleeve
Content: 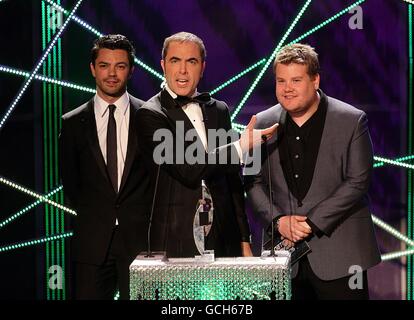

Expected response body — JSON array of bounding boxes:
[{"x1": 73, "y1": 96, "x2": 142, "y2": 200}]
[
  {"x1": 307, "y1": 112, "x2": 373, "y2": 236},
  {"x1": 244, "y1": 159, "x2": 285, "y2": 226},
  {"x1": 136, "y1": 107, "x2": 241, "y2": 189},
  {"x1": 220, "y1": 105, "x2": 251, "y2": 242},
  {"x1": 244, "y1": 118, "x2": 284, "y2": 226},
  {"x1": 59, "y1": 117, "x2": 79, "y2": 209}
]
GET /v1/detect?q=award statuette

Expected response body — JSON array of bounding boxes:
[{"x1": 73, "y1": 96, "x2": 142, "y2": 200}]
[{"x1": 193, "y1": 180, "x2": 214, "y2": 260}]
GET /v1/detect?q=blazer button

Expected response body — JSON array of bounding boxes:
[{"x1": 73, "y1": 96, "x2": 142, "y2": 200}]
[{"x1": 115, "y1": 204, "x2": 120, "y2": 209}]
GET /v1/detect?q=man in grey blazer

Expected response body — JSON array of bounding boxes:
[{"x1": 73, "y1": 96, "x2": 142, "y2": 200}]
[{"x1": 245, "y1": 43, "x2": 381, "y2": 300}]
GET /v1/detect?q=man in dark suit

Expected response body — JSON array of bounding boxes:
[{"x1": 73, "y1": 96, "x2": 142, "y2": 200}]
[
  {"x1": 245, "y1": 43, "x2": 381, "y2": 299},
  {"x1": 137, "y1": 32, "x2": 277, "y2": 258},
  {"x1": 59, "y1": 35, "x2": 149, "y2": 299}
]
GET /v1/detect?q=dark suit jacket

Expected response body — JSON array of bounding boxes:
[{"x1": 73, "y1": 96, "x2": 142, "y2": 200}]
[
  {"x1": 245, "y1": 92, "x2": 381, "y2": 280},
  {"x1": 59, "y1": 94, "x2": 151, "y2": 265},
  {"x1": 136, "y1": 90, "x2": 251, "y2": 258}
]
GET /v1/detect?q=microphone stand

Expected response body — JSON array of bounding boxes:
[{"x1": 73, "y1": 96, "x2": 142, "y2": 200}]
[
  {"x1": 145, "y1": 164, "x2": 161, "y2": 258},
  {"x1": 262, "y1": 135, "x2": 275, "y2": 257}
]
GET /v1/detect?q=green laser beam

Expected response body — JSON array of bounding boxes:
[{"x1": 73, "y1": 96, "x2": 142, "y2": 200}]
[
  {"x1": 210, "y1": 59, "x2": 266, "y2": 95},
  {"x1": 0, "y1": 232, "x2": 73, "y2": 253},
  {"x1": 0, "y1": 176, "x2": 76, "y2": 216},
  {"x1": 0, "y1": 64, "x2": 95, "y2": 93},
  {"x1": 230, "y1": 0, "x2": 313, "y2": 122},
  {"x1": 0, "y1": 186, "x2": 63, "y2": 229},
  {"x1": 42, "y1": 0, "x2": 164, "y2": 80}
]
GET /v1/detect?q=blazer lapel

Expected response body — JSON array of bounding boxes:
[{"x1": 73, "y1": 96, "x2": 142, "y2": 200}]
[
  {"x1": 118, "y1": 99, "x2": 138, "y2": 194},
  {"x1": 84, "y1": 100, "x2": 111, "y2": 186}
]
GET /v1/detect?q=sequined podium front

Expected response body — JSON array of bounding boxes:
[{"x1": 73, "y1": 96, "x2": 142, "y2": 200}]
[{"x1": 129, "y1": 255, "x2": 291, "y2": 300}]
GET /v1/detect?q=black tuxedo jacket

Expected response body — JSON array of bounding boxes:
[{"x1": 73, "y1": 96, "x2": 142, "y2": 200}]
[
  {"x1": 59, "y1": 94, "x2": 151, "y2": 265},
  {"x1": 136, "y1": 90, "x2": 250, "y2": 258}
]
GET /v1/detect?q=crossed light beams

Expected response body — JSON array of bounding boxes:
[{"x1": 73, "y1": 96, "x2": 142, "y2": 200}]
[
  {"x1": 0, "y1": 0, "x2": 370, "y2": 109},
  {"x1": 0, "y1": 0, "x2": 412, "y2": 262},
  {"x1": 230, "y1": 0, "x2": 367, "y2": 122},
  {"x1": 0, "y1": 176, "x2": 76, "y2": 216},
  {"x1": 0, "y1": 0, "x2": 84, "y2": 131},
  {"x1": 0, "y1": 65, "x2": 95, "y2": 94},
  {"x1": 1, "y1": 171, "x2": 413, "y2": 261},
  {"x1": 0, "y1": 186, "x2": 63, "y2": 229},
  {"x1": 43, "y1": 0, "x2": 163, "y2": 80},
  {"x1": 0, "y1": 57, "x2": 267, "y2": 97},
  {"x1": 230, "y1": 0, "x2": 314, "y2": 122}
]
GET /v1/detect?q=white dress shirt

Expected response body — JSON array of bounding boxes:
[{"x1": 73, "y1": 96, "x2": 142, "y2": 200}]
[
  {"x1": 164, "y1": 85, "x2": 243, "y2": 159},
  {"x1": 165, "y1": 85, "x2": 208, "y2": 151},
  {"x1": 94, "y1": 92, "x2": 130, "y2": 225}
]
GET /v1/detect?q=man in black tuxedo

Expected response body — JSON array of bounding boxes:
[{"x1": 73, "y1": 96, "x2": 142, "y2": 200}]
[
  {"x1": 59, "y1": 35, "x2": 149, "y2": 299},
  {"x1": 137, "y1": 32, "x2": 277, "y2": 258}
]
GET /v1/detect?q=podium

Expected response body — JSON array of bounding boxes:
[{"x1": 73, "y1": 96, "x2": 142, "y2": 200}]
[{"x1": 129, "y1": 254, "x2": 291, "y2": 300}]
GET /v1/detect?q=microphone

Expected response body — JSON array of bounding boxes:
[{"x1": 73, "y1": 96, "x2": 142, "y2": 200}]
[{"x1": 145, "y1": 164, "x2": 160, "y2": 257}]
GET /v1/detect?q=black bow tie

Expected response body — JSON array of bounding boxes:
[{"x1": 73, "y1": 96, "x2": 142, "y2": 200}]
[{"x1": 175, "y1": 92, "x2": 211, "y2": 107}]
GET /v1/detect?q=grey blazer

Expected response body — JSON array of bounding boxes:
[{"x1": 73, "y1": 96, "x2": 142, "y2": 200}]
[{"x1": 245, "y1": 94, "x2": 381, "y2": 281}]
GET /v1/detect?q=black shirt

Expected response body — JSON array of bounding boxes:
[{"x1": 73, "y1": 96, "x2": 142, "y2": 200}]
[{"x1": 279, "y1": 90, "x2": 328, "y2": 207}]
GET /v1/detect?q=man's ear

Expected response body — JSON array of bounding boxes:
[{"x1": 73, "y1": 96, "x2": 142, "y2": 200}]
[
  {"x1": 200, "y1": 61, "x2": 206, "y2": 78},
  {"x1": 129, "y1": 66, "x2": 135, "y2": 79},
  {"x1": 313, "y1": 73, "x2": 320, "y2": 90},
  {"x1": 161, "y1": 60, "x2": 165, "y2": 75},
  {"x1": 90, "y1": 62, "x2": 96, "y2": 78}
]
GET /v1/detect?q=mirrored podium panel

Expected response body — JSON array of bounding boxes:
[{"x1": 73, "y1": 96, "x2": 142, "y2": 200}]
[{"x1": 130, "y1": 255, "x2": 291, "y2": 300}]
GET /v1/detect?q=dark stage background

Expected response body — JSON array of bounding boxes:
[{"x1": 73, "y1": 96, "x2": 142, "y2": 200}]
[{"x1": 0, "y1": 0, "x2": 411, "y2": 299}]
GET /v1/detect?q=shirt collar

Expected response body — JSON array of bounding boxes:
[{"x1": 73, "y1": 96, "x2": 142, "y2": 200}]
[
  {"x1": 94, "y1": 91, "x2": 130, "y2": 117},
  {"x1": 164, "y1": 83, "x2": 198, "y2": 100}
]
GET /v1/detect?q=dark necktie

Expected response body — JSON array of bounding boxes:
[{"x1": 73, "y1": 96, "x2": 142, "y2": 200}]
[
  {"x1": 175, "y1": 92, "x2": 211, "y2": 107},
  {"x1": 107, "y1": 104, "x2": 117, "y2": 193}
]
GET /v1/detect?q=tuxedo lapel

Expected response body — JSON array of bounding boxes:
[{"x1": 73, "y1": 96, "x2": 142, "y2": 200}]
[
  {"x1": 83, "y1": 100, "x2": 111, "y2": 187},
  {"x1": 160, "y1": 89, "x2": 203, "y2": 142},
  {"x1": 201, "y1": 100, "x2": 218, "y2": 149}
]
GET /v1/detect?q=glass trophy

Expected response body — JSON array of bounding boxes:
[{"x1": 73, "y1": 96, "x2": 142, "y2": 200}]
[{"x1": 193, "y1": 180, "x2": 215, "y2": 261}]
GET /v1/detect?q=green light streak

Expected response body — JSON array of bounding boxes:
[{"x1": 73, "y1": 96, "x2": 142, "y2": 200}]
[
  {"x1": 0, "y1": 232, "x2": 73, "y2": 253},
  {"x1": 372, "y1": 215, "x2": 414, "y2": 247},
  {"x1": 42, "y1": 0, "x2": 164, "y2": 80},
  {"x1": 210, "y1": 59, "x2": 266, "y2": 95},
  {"x1": 0, "y1": 65, "x2": 95, "y2": 93},
  {"x1": 374, "y1": 156, "x2": 414, "y2": 170},
  {"x1": 287, "y1": 0, "x2": 366, "y2": 45},
  {"x1": 374, "y1": 154, "x2": 414, "y2": 168},
  {"x1": 408, "y1": 3, "x2": 413, "y2": 300},
  {"x1": 0, "y1": 176, "x2": 76, "y2": 215},
  {"x1": 0, "y1": 186, "x2": 62, "y2": 229},
  {"x1": 230, "y1": 0, "x2": 313, "y2": 122},
  {"x1": 382, "y1": 248, "x2": 414, "y2": 261}
]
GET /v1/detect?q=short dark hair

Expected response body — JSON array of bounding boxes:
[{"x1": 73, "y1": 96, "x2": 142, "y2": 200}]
[
  {"x1": 162, "y1": 32, "x2": 206, "y2": 62},
  {"x1": 91, "y1": 34, "x2": 136, "y2": 66},
  {"x1": 274, "y1": 43, "x2": 320, "y2": 78}
]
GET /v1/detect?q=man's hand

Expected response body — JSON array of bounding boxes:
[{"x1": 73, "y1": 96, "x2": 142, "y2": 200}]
[
  {"x1": 239, "y1": 115, "x2": 278, "y2": 152},
  {"x1": 278, "y1": 215, "x2": 312, "y2": 242},
  {"x1": 241, "y1": 242, "x2": 253, "y2": 257}
]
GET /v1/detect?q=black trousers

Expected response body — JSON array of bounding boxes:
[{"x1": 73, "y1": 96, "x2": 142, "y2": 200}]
[
  {"x1": 292, "y1": 257, "x2": 369, "y2": 300},
  {"x1": 73, "y1": 227, "x2": 130, "y2": 300}
]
